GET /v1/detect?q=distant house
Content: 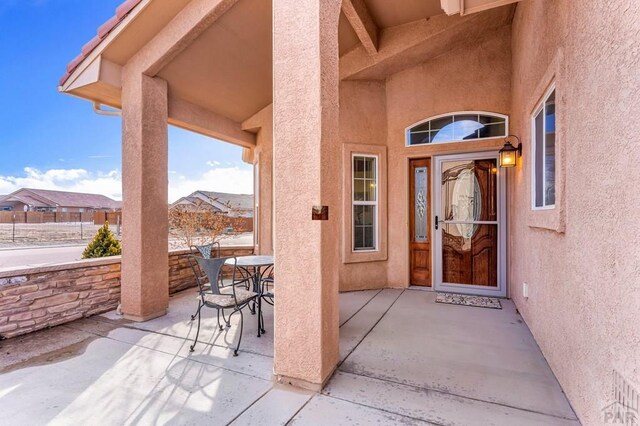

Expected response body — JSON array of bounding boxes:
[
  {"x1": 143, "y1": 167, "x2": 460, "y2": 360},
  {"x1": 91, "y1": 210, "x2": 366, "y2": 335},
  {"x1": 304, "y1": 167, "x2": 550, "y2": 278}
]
[
  {"x1": 171, "y1": 191, "x2": 253, "y2": 218},
  {"x1": 0, "y1": 188, "x2": 121, "y2": 213}
]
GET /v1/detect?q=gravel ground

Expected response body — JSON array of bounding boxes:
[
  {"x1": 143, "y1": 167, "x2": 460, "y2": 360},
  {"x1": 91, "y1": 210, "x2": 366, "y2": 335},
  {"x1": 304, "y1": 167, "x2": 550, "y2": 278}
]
[{"x1": 0, "y1": 223, "x2": 108, "y2": 248}]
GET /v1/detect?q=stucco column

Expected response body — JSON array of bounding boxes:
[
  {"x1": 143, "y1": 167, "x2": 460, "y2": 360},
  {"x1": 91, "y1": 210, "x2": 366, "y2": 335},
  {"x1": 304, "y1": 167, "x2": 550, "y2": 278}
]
[
  {"x1": 120, "y1": 71, "x2": 169, "y2": 321},
  {"x1": 272, "y1": 0, "x2": 341, "y2": 389}
]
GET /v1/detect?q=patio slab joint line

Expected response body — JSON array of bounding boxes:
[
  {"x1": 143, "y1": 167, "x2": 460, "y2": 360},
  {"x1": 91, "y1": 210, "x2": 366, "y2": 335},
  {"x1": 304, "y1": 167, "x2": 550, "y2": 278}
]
[
  {"x1": 320, "y1": 392, "x2": 440, "y2": 426},
  {"x1": 337, "y1": 289, "x2": 405, "y2": 369},
  {"x1": 225, "y1": 384, "x2": 275, "y2": 425},
  {"x1": 283, "y1": 393, "x2": 319, "y2": 426},
  {"x1": 340, "y1": 289, "x2": 383, "y2": 328},
  {"x1": 334, "y1": 371, "x2": 579, "y2": 422}
]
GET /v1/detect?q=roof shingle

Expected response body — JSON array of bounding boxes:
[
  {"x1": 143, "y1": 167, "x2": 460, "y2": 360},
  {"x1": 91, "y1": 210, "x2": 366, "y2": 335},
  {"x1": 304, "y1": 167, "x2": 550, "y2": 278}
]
[
  {"x1": 59, "y1": 0, "x2": 143, "y2": 87},
  {"x1": 0, "y1": 188, "x2": 121, "y2": 210}
]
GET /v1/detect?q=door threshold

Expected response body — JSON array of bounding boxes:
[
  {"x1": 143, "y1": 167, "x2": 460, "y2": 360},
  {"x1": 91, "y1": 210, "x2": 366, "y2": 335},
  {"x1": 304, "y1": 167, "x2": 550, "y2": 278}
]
[{"x1": 408, "y1": 285, "x2": 434, "y2": 292}]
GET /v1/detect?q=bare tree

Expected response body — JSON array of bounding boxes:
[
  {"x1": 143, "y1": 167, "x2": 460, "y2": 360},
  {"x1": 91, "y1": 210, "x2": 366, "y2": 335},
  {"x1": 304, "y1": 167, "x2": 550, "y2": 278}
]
[{"x1": 169, "y1": 203, "x2": 244, "y2": 248}]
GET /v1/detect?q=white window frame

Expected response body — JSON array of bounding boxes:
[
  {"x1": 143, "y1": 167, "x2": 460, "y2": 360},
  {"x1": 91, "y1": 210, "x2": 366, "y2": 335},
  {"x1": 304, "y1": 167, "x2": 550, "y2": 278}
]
[
  {"x1": 531, "y1": 84, "x2": 556, "y2": 210},
  {"x1": 405, "y1": 111, "x2": 509, "y2": 147},
  {"x1": 253, "y1": 158, "x2": 259, "y2": 248},
  {"x1": 352, "y1": 153, "x2": 379, "y2": 252}
]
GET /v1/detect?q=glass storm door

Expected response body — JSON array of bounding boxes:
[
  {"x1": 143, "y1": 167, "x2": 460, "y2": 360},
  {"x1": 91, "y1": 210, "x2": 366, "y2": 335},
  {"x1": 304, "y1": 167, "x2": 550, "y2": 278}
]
[{"x1": 434, "y1": 153, "x2": 506, "y2": 297}]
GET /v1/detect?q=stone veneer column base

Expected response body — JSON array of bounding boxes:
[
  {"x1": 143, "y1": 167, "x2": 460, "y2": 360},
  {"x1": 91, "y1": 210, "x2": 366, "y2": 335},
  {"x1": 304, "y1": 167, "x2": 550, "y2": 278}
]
[
  {"x1": 123, "y1": 309, "x2": 167, "y2": 322},
  {"x1": 274, "y1": 365, "x2": 337, "y2": 392}
]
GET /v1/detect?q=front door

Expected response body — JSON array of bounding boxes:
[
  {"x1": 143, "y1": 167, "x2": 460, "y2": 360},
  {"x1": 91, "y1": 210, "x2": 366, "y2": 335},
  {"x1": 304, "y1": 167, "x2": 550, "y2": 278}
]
[
  {"x1": 434, "y1": 152, "x2": 506, "y2": 297},
  {"x1": 410, "y1": 158, "x2": 431, "y2": 286}
]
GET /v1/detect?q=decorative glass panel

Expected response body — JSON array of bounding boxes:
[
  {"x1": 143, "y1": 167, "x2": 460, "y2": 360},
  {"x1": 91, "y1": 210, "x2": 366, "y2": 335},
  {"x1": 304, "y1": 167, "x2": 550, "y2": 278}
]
[
  {"x1": 441, "y1": 159, "x2": 497, "y2": 224},
  {"x1": 414, "y1": 167, "x2": 428, "y2": 242},
  {"x1": 407, "y1": 113, "x2": 507, "y2": 146}
]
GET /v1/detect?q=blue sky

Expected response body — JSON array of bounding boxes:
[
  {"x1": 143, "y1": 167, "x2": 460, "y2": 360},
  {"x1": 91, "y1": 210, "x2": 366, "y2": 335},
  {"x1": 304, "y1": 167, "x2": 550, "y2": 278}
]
[{"x1": 0, "y1": 0, "x2": 252, "y2": 201}]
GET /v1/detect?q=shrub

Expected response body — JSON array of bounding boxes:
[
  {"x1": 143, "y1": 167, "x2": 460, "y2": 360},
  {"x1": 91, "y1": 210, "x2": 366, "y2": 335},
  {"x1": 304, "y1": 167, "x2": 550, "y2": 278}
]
[{"x1": 82, "y1": 221, "x2": 122, "y2": 259}]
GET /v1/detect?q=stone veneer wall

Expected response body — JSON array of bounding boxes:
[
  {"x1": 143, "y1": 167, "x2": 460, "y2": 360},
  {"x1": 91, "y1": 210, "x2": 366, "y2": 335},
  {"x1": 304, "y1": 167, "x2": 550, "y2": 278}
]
[{"x1": 0, "y1": 246, "x2": 253, "y2": 339}]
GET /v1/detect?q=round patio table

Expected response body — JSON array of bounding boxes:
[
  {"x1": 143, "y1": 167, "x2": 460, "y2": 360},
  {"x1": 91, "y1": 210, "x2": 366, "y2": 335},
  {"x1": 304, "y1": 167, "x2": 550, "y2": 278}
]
[{"x1": 225, "y1": 255, "x2": 274, "y2": 337}]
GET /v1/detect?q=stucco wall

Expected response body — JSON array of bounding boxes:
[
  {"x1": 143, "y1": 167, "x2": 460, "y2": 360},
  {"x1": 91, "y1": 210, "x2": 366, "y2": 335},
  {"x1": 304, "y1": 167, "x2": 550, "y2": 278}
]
[
  {"x1": 338, "y1": 80, "x2": 390, "y2": 291},
  {"x1": 385, "y1": 26, "x2": 512, "y2": 286},
  {"x1": 509, "y1": 1, "x2": 640, "y2": 424}
]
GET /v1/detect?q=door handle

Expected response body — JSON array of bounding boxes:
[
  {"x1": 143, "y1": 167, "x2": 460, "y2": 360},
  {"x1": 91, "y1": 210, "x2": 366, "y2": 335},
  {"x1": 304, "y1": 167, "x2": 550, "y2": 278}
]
[{"x1": 435, "y1": 215, "x2": 439, "y2": 230}]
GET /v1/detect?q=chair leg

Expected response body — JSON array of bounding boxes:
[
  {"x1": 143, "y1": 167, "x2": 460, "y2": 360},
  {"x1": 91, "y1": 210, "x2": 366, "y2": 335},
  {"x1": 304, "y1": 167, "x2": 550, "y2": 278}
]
[
  {"x1": 216, "y1": 309, "x2": 223, "y2": 331},
  {"x1": 190, "y1": 305, "x2": 202, "y2": 352},
  {"x1": 234, "y1": 308, "x2": 244, "y2": 357},
  {"x1": 222, "y1": 309, "x2": 231, "y2": 327},
  {"x1": 191, "y1": 300, "x2": 202, "y2": 321},
  {"x1": 257, "y1": 297, "x2": 264, "y2": 337},
  {"x1": 260, "y1": 298, "x2": 265, "y2": 335}
]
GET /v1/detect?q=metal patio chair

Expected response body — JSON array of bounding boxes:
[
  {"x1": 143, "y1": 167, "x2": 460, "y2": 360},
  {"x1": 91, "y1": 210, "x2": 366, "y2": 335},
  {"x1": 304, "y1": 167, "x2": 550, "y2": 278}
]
[
  {"x1": 187, "y1": 243, "x2": 221, "y2": 321},
  {"x1": 257, "y1": 265, "x2": 274, "y2": 335},
  {"x1": 190, "y1": 242, "x2": 221, "y2": 259},
  {"x1": 260, "y1": 265, "x2": 275, "y2": 306},
  {"x1": 188, "y1": 255, "x2": 257, "y2": 356}
]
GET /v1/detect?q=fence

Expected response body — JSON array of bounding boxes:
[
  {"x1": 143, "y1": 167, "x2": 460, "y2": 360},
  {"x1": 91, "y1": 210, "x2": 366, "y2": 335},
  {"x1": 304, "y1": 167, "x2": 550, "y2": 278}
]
[
  {"x1": 0, "y1": 219, "x2": 121, "y2": 245},
  {"x1": 0, "y1": 211, "x2": 251, "y2": 245},
  {"x1": 0, "y1": 211, "x2": 121, "y2": 225},
  {"x1": 0, "y1": 222, "x2": 121, "y2": 244},
  {"x1": 93, "y1": 212, "x2": 123, "y2": 225}
]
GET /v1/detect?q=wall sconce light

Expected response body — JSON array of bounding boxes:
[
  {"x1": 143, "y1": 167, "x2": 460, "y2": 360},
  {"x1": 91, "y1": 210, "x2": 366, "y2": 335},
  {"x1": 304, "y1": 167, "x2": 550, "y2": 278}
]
[{"x1": 499, "y1": 135, "x2": 522, "y2": 168}]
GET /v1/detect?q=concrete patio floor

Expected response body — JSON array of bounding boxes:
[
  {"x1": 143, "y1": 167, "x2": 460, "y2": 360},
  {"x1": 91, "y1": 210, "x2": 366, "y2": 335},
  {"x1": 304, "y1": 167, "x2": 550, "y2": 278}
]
[{"x1": 0, "y1": 288, "x2": 579, "y2": 425}]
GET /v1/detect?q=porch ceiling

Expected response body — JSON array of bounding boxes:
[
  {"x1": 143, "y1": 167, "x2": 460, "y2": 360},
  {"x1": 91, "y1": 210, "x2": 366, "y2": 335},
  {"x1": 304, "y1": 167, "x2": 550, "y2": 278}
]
[
  {"x1": 340, "y1": 4, "x2": 516, "y2": 81},
  {"x1": 156, "y1": 0, "x2": 272, "y2": 123},
  {"x1": 59, "y1": 0, "x2": 516, "y2": 127}
]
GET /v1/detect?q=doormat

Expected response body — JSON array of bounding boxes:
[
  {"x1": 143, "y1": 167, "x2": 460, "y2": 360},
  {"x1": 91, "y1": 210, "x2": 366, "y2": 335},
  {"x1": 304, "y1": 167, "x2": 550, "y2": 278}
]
[{"x1": 435, "y1": 292, "x2": 502, "y2": 309}]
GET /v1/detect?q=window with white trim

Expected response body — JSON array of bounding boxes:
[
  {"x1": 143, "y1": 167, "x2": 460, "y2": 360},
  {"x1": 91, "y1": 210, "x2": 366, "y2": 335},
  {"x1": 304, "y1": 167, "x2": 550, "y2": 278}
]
[
  {"x1": 532, "y1": 88, "x2": 556, "y2": 208},
  {"x1": 352, "y1": 155, "x2": 377, "y2": 251}
]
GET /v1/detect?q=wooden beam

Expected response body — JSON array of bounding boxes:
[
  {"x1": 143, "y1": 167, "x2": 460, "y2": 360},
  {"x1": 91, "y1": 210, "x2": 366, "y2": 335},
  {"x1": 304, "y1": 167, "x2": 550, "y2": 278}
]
[
  {"x1": 340, "y1": 6, "x2": 513, "y2": 80},
  {"x1": 168, "y1": 96, "x2": 256, "y2": 148},
  {"x1": 442, "y1": 0, "x2": 523, "y2": 16},
  {"x1": 241, "y1": 103, "x2": 273, "y2": 133},
  {"x1": 128, "y1": 0, "x2": 240, "y2": 76},
  {"x1": 341, "y1": 0, "x2": 378, "y2": 55}
]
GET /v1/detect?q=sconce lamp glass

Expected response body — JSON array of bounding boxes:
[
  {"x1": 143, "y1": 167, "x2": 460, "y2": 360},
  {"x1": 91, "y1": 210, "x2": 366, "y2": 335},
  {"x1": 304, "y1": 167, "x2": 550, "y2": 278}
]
[{"x1": 499, "y1": 136, "x2": 522, "y2": 168}]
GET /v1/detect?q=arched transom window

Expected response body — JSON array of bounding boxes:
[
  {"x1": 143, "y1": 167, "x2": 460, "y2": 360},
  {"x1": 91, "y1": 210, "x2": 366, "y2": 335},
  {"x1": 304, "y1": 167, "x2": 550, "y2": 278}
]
[{"x1": 406, "y1": 112, "x2": 508, "y2": 146}]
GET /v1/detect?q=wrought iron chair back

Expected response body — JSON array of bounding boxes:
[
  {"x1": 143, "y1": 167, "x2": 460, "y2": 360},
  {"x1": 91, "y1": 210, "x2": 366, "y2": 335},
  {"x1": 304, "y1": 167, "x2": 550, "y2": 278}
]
[
  {"x1": 190, "y1": 242, "x2": 221, "y2": 259},
  {"x1": 193, "y1": 256, "x2": 234, "y2": 297}
]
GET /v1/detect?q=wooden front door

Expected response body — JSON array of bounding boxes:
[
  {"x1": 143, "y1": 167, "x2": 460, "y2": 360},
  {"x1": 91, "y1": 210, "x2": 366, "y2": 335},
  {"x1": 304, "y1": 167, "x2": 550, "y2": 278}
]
[{"x1": 410, "y1": 158, "x2": 431, "y2": 286}]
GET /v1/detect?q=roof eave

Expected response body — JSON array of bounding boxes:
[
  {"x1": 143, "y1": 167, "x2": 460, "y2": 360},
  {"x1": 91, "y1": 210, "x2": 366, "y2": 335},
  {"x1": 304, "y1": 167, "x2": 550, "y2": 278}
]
[{"x1": 58, "y1": 0, "x2": 151, "y2": 102}]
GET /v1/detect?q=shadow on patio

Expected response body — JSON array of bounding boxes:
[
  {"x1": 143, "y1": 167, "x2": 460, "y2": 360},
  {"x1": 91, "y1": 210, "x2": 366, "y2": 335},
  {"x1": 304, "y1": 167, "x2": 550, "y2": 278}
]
[{"x1": 0, "y1": 288, "x2": 578, "y2": 425}]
